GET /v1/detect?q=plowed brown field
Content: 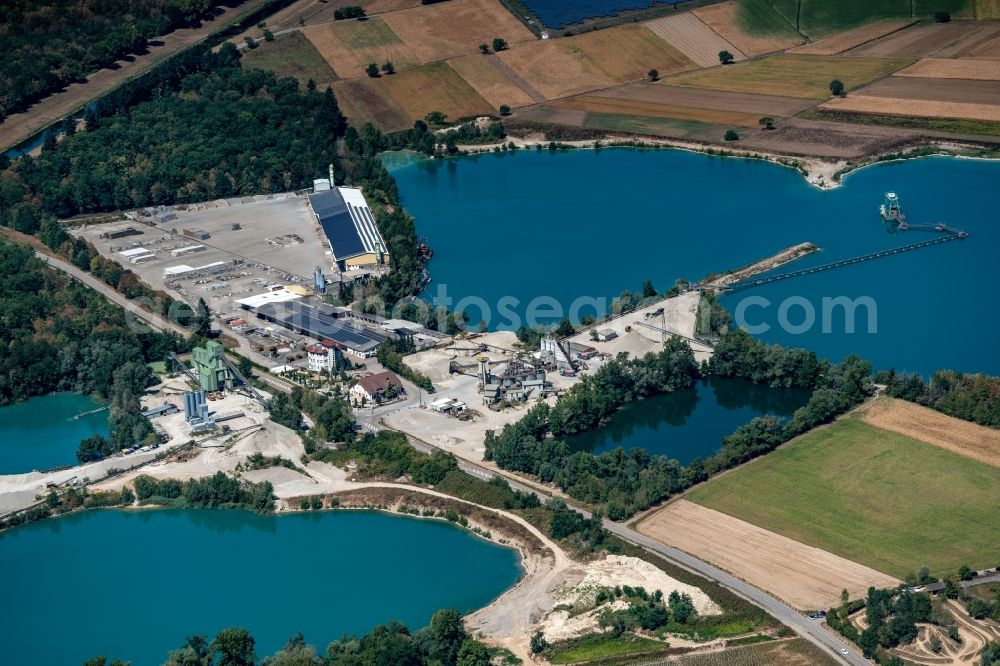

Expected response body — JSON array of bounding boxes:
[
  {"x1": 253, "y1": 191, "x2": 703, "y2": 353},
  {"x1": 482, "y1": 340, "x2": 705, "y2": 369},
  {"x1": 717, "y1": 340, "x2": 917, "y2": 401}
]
[{"x1": 645, "y1": 12, "x2": 745, "y2": 67}]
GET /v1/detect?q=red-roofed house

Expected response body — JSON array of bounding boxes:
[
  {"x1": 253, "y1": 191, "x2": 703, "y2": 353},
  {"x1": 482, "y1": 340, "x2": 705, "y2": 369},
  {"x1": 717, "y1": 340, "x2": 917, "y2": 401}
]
[
  {"x1": 350, "y1": 370, "x2": 403, "y2": 405},
  {"x1": 307, "y1": 339, "x2": 344, "y2": 373}
]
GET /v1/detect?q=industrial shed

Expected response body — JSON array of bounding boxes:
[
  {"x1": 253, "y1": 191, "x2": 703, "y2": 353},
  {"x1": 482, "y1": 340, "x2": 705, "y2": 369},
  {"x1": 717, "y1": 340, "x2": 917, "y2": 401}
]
[
  {"x1": 307, "y1": 187, "x2": 389, "y2": 271},
  {"x1": 253, "y1": 300, "x2": 388, "y2": 357}
]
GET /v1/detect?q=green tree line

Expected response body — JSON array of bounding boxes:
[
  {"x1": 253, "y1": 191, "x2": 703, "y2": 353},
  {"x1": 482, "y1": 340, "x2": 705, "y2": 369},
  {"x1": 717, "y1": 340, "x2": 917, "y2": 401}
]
[
  {"x1": 875, "y1": 368, "x2": 1000, "y2": 428},
  {"x1": 485, "y1": 330, "x2": 873, "y2": 519}
]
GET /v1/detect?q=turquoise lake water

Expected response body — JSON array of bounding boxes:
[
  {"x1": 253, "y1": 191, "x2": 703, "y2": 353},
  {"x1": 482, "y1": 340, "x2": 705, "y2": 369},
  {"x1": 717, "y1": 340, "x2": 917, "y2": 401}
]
[
  {"x1": 0, "y1": 393, "x2": 108, "y2": 474},
  {"x1": 0, "y1": 508, "x2": 521, "y2": 665},
  {"x1": 392, "y1": 150, "x2": 1000, "y2": 376},
  {"x1": 564, "y1": 377, "x2": 810, "y2": 461}
]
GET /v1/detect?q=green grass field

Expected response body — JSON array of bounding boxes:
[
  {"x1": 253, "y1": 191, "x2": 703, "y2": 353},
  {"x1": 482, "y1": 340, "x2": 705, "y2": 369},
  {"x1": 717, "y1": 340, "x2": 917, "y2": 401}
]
[
  {"x1": 739, "y1": 0, "x2": 974, "y2": 38},
  {"x1": 548, "y1": 634, "x2": 667, "y2": 664},
  {"x1": 241, "y1": 32, "x2": 338, "y2": 86},
  {"x1": 664, "y1": 54, "x2": 911, "y2": 99},
  {"x1": 737, "y1": 0, "x2": 802, "y2": 38},
  {"x1": 687, "y1": 418, "x2": 1000, "y2": 579}
]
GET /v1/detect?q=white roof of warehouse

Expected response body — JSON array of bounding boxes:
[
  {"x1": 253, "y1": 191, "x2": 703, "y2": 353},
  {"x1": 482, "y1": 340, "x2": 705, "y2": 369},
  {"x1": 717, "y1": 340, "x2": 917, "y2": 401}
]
[
  {"x1": 119, "y1": 247, "x2": 152, "y2": 257},
  {"x1": 236, "y1": 290, "x2": 303, "y2": 309}
]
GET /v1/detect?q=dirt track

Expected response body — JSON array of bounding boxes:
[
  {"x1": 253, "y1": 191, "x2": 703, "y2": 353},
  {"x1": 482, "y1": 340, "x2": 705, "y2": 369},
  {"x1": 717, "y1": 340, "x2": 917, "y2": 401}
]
[
  {"x1": 637, "y1": 500, "x2": 898, "y2": 611},
  {"x1": 858, "y1": 397, "x2": 1000, "y2": 468}
]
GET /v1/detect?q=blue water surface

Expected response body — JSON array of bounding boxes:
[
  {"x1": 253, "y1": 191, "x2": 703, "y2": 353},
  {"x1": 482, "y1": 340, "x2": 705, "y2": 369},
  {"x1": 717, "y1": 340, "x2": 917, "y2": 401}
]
[
  {"x1": 520, "y1": 0, "x2": 682, "y2": 29},
  {"x1": 392, "y1": 149, "x2": 1000, "y2": 376},
  {"x1": 0, "y1": 508, "x2": 522, "y2": 665},
  {"x1": 0, "y1": 393, "x2": 108, "y2": 474}
]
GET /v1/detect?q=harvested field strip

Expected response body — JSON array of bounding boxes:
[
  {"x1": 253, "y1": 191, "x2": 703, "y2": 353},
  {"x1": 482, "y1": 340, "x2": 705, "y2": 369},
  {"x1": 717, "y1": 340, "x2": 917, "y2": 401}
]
[
  {"x1": 858, "y1": 397, "x2": 1000, "y2": 467},
  {"x1": 447, "y1": 54, "x2": 535, "y2": 108},
  {"x1": 318, "y1": 17, "x2": 419, "y2": 79},
  {"x1": 568, "y1": 25, "x2": 697, "y2": 84},
  {"x1": 599, "y1": 82, "x2": 816, "y2": 116},
  {"x1": 552, "y1": 96, "x2": 763, "y2": 127},
  {"x1": 694, "y1": 0, "x2": 804, "y2": 56},
  {"x1": 498, "y1": 24, "x2": 696, "y2": 100},
  {"x1": 788, "y1": 19, "x2": 917, "y2": 55},
  {"x1": 582, "y1": 113, "x2": 729, "y2": 141},
  {"x1": 846, "y1": 20, "x2": 1000, "y2": 58},
  {"x1": 379, "y1": 62, "x2": 494, "y2": 125},
  {"x1": 686, "y1": 417, "x2": 1000, "y2": 578},
  {"x1": 859, "y1": 75, "x2": 1000, "y2": 103},
  {"x1": 241, "y1": 31, "x2": 338, "y2": 86},
  {"x1": 822, "y1": 94, "x2": 1000, "y2": 121},
  {"x1": 663, "y1": 54, "x2": 912, "y2": 99},
  {"x1": 638, "y1": 500, "x2": 898, "y2": 611},
  {"x1": 966, "y1": 34, "x2": 1000, "y2": 59},
  {"x1": 381, "y1": 0, "x2": 535, "y2": 64},
  {"x1": 332, "y1": 78, "x2": 409, "y2": 131},
  {"x1": 804, "y1": 107, "x2": 1000, "y2": 136},
  {"x1": 645, "y1": 13, "x2": 746, "y2": 67},
  {"x1": 897, "y1": 56, "x2": 1000, "y2": 80}
]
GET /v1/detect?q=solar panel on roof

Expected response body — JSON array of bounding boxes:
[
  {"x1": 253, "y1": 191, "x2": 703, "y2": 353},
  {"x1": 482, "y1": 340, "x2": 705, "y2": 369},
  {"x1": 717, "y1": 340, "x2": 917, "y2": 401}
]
[{"x1": 309, "y1": 190, "x2": 366, "y2": 260}]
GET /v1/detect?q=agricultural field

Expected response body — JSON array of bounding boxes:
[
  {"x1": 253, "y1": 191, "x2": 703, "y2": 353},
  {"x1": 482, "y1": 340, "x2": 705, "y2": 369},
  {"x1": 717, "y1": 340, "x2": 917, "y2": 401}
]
[
  {"x1": 897, "y1": 56, "x2": 1000, "y2": 80},
  {"x1": 805, "y1": 107, "x2": 1000, "y2": 137},
  {"x1": 331, "y1": 77, "x2": 410, "y2": 131},
  {"x1": 788, "y1": 19, "x2": 917, "y2": 55},
  {"x1": 378, "y1": 62, "x2": 494, "y2": 126},
  {"x1": 498, "y1": 24, "x2": 695, "y2": 99},
  {"x1": 547, "y1": 634, "x2": 666, "y2": 664},
  {"x1": 694, "y1": 0, "x2": 804, "y2": 56},
  {"x1": 977, "y1": 0, "x2": 1000, "y2": 18},
  {"x1": 549, "y1": 96, "x2": 763, "y2": 128},
  {"x1": 820, "y1": 76, "x2": 1000, "y2": 122},
  {"x1": 644, "y1": 12, "x2": 747, "y2": 67},
  {"x1": 685, "y1": 417, "x2": 1000, "y2": 579},
  {"x1": 662, "y1": 54, "x2": 911, "y2": 99},
  {"x1": 637, "y1": 500, "x2": 898, "y2": 610},
  {"x1": 796, "y1": 0, "x2": 972, "y2": 37},
  {"x1": 845, "y1": 19, "x2": 1000, "y2": 58},
  {"x1": 302, "y1": 17, "x2": 419, "y2": 80},
  {"x1": 241, "y1": 32, "x2": 338, "y2": 87},
  {"x1": 447, "y1": 54, "x2": 536, "y2": 108},
  {"x1": 594, "y1": 83, "x2": 818, "y2": 117},
  {"x1": 672, "y1": 638, "x2": 841, "y2": 666},
  {"x1": 381, "y1": 0, "x2": 536, "y2": 63}
]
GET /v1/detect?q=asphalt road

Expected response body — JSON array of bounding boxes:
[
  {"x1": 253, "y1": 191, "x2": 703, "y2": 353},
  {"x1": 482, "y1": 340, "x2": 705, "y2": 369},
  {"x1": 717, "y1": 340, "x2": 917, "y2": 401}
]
[{"x1": 398, "y1": 431, "x2": 864, "y2": 666}]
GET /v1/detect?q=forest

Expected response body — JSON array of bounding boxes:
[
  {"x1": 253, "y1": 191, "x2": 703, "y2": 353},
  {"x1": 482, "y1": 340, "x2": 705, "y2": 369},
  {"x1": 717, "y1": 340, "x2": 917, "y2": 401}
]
[
  {"x1": 86, "y1": 609, "x2": 499, "y2": 666},
  {"x1": 485, "y1": 330, "x2": 873, "y2": 519},
  {"x1": 0, "y1": 48, "x2": 345, "y2": 219},
  {"x1": 0, "y1": 0, "x2": 230, "y2": 119}
]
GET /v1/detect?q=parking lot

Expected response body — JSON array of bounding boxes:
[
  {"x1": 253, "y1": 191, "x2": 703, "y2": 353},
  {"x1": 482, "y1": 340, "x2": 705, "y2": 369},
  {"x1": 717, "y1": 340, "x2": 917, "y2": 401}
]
[{"x1": 73, "y1": 194, "x2": 333, "y2": 319}]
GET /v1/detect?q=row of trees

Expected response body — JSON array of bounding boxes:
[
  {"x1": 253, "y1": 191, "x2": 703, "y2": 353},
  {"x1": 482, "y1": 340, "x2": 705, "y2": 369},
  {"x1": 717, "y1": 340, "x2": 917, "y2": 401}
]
[
  {"x1": 86, "y1": 608, "x2": 498, "y2": 666},
  {"x1": 0, "y1": 0, "x2": 229, "y2": 119},
  {"x1": 485, "y1": 330, "x2": 872, "y2": 519}
]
